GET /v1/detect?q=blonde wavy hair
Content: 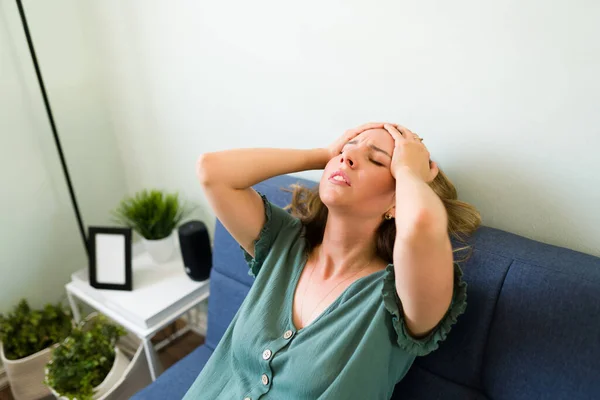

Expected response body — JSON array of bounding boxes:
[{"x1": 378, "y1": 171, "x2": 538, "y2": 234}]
[{"x1": 282, "y1": 168, "x2": 482, "y2": 264}]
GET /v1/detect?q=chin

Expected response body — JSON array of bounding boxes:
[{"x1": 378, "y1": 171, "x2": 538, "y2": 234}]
[{"x1": 318, "y1": 182, "x2": 353, "y2": 208}]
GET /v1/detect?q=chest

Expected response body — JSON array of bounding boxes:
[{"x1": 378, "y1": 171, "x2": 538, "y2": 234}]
[{"x1": 291, "y1": 259, "x2": 380, "y2": 330}]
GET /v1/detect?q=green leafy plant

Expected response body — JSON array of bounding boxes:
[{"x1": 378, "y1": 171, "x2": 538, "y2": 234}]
[
  {"x1": 44, "y1": 314, "x2": 127, "y2": 400},
  {"x1": 0, "y1": 299, "x2": 72, "y2": 360},
  {"x1": 111, "y1": 189, "x2": 195, "y2": 240}
]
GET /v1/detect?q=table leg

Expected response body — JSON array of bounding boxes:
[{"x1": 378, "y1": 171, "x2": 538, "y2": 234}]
[
  {"x1": 143, "y1": 337, "x2": 163, "y2": 382},
  {"x1": 67, "y1": 290, "x2": 81, "y2": 323}
]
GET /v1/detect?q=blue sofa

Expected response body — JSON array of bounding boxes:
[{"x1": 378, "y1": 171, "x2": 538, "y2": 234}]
[{"x1": 133, "y1": 174, "x2": 600, "y2": 399}]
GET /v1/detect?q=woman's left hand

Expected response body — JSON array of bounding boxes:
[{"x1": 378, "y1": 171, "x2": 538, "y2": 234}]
[{"x1": 384, "y1": 124, "x2": 439, "y2": 183}]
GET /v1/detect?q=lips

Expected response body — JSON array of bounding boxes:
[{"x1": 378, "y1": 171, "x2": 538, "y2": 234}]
[{"x1": 329, "y1": 170, "x2": 351, "y2": 186}]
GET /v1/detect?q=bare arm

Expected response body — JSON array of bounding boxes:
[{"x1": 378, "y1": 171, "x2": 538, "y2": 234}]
[
  {"x1": 381, "y1": 123, "x2": 454, "y2": 339},
  {"x1": 393, "y1": 167, "x2": 453, "y2": 338},
  {"x1": 196, "y1": 148, "x2": 329, "y2": 257}
]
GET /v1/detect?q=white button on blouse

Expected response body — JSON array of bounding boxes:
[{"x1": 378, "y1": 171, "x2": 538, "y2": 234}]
[{"x1": 262, "y1": 349, "x2": 272, "y2": 360}]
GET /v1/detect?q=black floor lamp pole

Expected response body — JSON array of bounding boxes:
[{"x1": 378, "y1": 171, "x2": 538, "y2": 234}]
[{"x1": 16, "y1": 0, "x2": 89, "y2": 258}]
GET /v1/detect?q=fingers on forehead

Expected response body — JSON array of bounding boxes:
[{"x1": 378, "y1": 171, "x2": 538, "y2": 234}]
[
  {"x1": 382, "y1": 125, "x2": 403, "y2": 141},
  {"x1": 395, "y1": 125, "x2": 413, "y2": 136}
]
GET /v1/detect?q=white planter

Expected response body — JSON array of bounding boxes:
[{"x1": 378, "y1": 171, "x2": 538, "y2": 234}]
[
  {"x1": 142, "y1": 230, "x2": 176, "y2": 264},
  {"x1": 0, "y1": 341, "x2": 56, "y2": 400},
  {"x1": 47, "y1": 347, "x2": 129, "y2": 400}
]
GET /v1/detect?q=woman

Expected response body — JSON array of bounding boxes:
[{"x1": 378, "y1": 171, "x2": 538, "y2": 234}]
[{"x1": 184, "y1": 122, "x2": 481, "y2": 399}]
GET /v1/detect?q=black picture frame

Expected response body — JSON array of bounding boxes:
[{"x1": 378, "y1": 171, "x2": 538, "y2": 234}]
[{"x1": 88, "y1": 226, "x2": 133, "y2": 291}]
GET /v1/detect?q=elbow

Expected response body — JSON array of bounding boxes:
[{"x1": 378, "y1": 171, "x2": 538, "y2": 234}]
[
  {"x1": 419, "y1": 209, "x2": 448, "y2": 237},
  {"x1": 414, "y1": 196, "x2": 449, "y2": 237},
  {"x1": 398, "y1": 208, "x2": 447, "y2": 240},
  {"x1": 196, "y1": 153, "x2": 216, "y2": 187}
]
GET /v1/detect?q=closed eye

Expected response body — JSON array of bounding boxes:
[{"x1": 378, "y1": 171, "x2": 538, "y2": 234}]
[{"x1": 341, "y1": 144, "x2": 386, "y2": 166}]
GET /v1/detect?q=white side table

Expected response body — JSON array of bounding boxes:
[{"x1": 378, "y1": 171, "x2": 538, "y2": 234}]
[{"x1": 65, "y1": 238, "x2": 210, "y2": 382}]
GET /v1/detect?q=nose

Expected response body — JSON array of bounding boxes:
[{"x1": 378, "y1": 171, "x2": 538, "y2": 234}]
[{"x1": 340, "y1": 146, "x2": 358, "y2": 168}]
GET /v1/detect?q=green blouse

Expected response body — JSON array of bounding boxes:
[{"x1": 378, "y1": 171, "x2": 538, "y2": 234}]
[{"x1": 182, "y1": 192, "x2": 467, "y2": 400}]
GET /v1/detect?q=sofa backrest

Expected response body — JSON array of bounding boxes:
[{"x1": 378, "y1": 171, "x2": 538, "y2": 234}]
[
  {"x1": 205, "y1": 174, "x2": 600, "y2": 400},
  {"x1": 394, "y1": 226, "x2": 600, "y2": 399}
]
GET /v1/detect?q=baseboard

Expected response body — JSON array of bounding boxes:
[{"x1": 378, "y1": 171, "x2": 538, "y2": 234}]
[{"x1": 0, "y1": 367, "x2": 8, "y2": 390}]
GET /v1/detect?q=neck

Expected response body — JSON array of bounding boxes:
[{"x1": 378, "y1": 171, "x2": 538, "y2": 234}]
[{"x1": 313, "y1": 211, "x2": 381, "y2": 280}]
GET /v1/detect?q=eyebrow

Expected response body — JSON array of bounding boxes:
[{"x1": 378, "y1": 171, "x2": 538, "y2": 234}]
[{"x1": 347, "y1": 140, "x2": 391, "y2": 158}]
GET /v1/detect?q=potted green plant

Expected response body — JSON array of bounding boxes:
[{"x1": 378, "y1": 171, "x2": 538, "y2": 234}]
[
  {"x1": 111, "y1": 189, "x2": 195, "y2": 264},
  {"x1": 0, "y1": 299, "x2": 72, "y2": 400},
  {"x1": 44, "y1": 312, "x2": 128, "y2": 400}
]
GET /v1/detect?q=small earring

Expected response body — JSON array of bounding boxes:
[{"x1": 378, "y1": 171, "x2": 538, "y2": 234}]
[{"x1": 384, "y1": 213, "x2": 393, "y2": 220}]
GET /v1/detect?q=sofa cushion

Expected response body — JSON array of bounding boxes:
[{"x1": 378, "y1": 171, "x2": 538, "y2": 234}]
[
  {"x1": 483, "y1": 260, "x2": 600, "y2": 399},
  {"x1": 470, "y1": 227, "x2": 600, "y2": 399},
  {"x1": 410, "y1": 247, "x2": 513, "y2": 388},
  {"x1": 394, "y1": 226, "x2": 600, "y2": 399},
  {"x1": 131, "y1": 345, "x2": 213, "y2": 400},
  {"x1": 393, "y1": 364, "x2": 490, "y2": 400},
  {"x1": 204, "y1": 267, "x2": 251, "y2": 351}
]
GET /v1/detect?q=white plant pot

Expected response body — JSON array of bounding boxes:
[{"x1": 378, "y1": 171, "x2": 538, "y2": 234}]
[
  {"x1": 0, "y1": 341, "x2": 56, "y2": 400},
  {"x1": 141, "y1": 231, "x2": 176, "y2": 264},
  {"x1": 47, "y1": 347, "x2": 129, "y2": 400}
]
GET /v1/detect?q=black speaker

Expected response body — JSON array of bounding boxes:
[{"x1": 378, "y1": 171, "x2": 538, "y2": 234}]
[{"x1": 178, "y1": 220, "x2": 212, "y2": 281}]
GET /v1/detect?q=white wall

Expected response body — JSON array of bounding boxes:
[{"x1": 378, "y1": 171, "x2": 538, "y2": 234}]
[
  {"x1": 0, "y1": 0, "x2": 128, "y2": 315},
  {"x1": 89, "y1": 0, "x2": 600, "y2": 256}
]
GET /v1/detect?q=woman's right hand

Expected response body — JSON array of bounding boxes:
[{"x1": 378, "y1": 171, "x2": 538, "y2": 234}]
[{"x1": 326, "y1": 122, "x2": 395, "y2": 161}]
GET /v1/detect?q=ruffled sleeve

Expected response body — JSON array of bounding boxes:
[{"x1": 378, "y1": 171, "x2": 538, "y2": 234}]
[
  {"x1": 381, "y1": 261, "x2": 468, "y2": 357},
  {"x1": 239, "y1": 190, "x2": 300, "y2": 278}
]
